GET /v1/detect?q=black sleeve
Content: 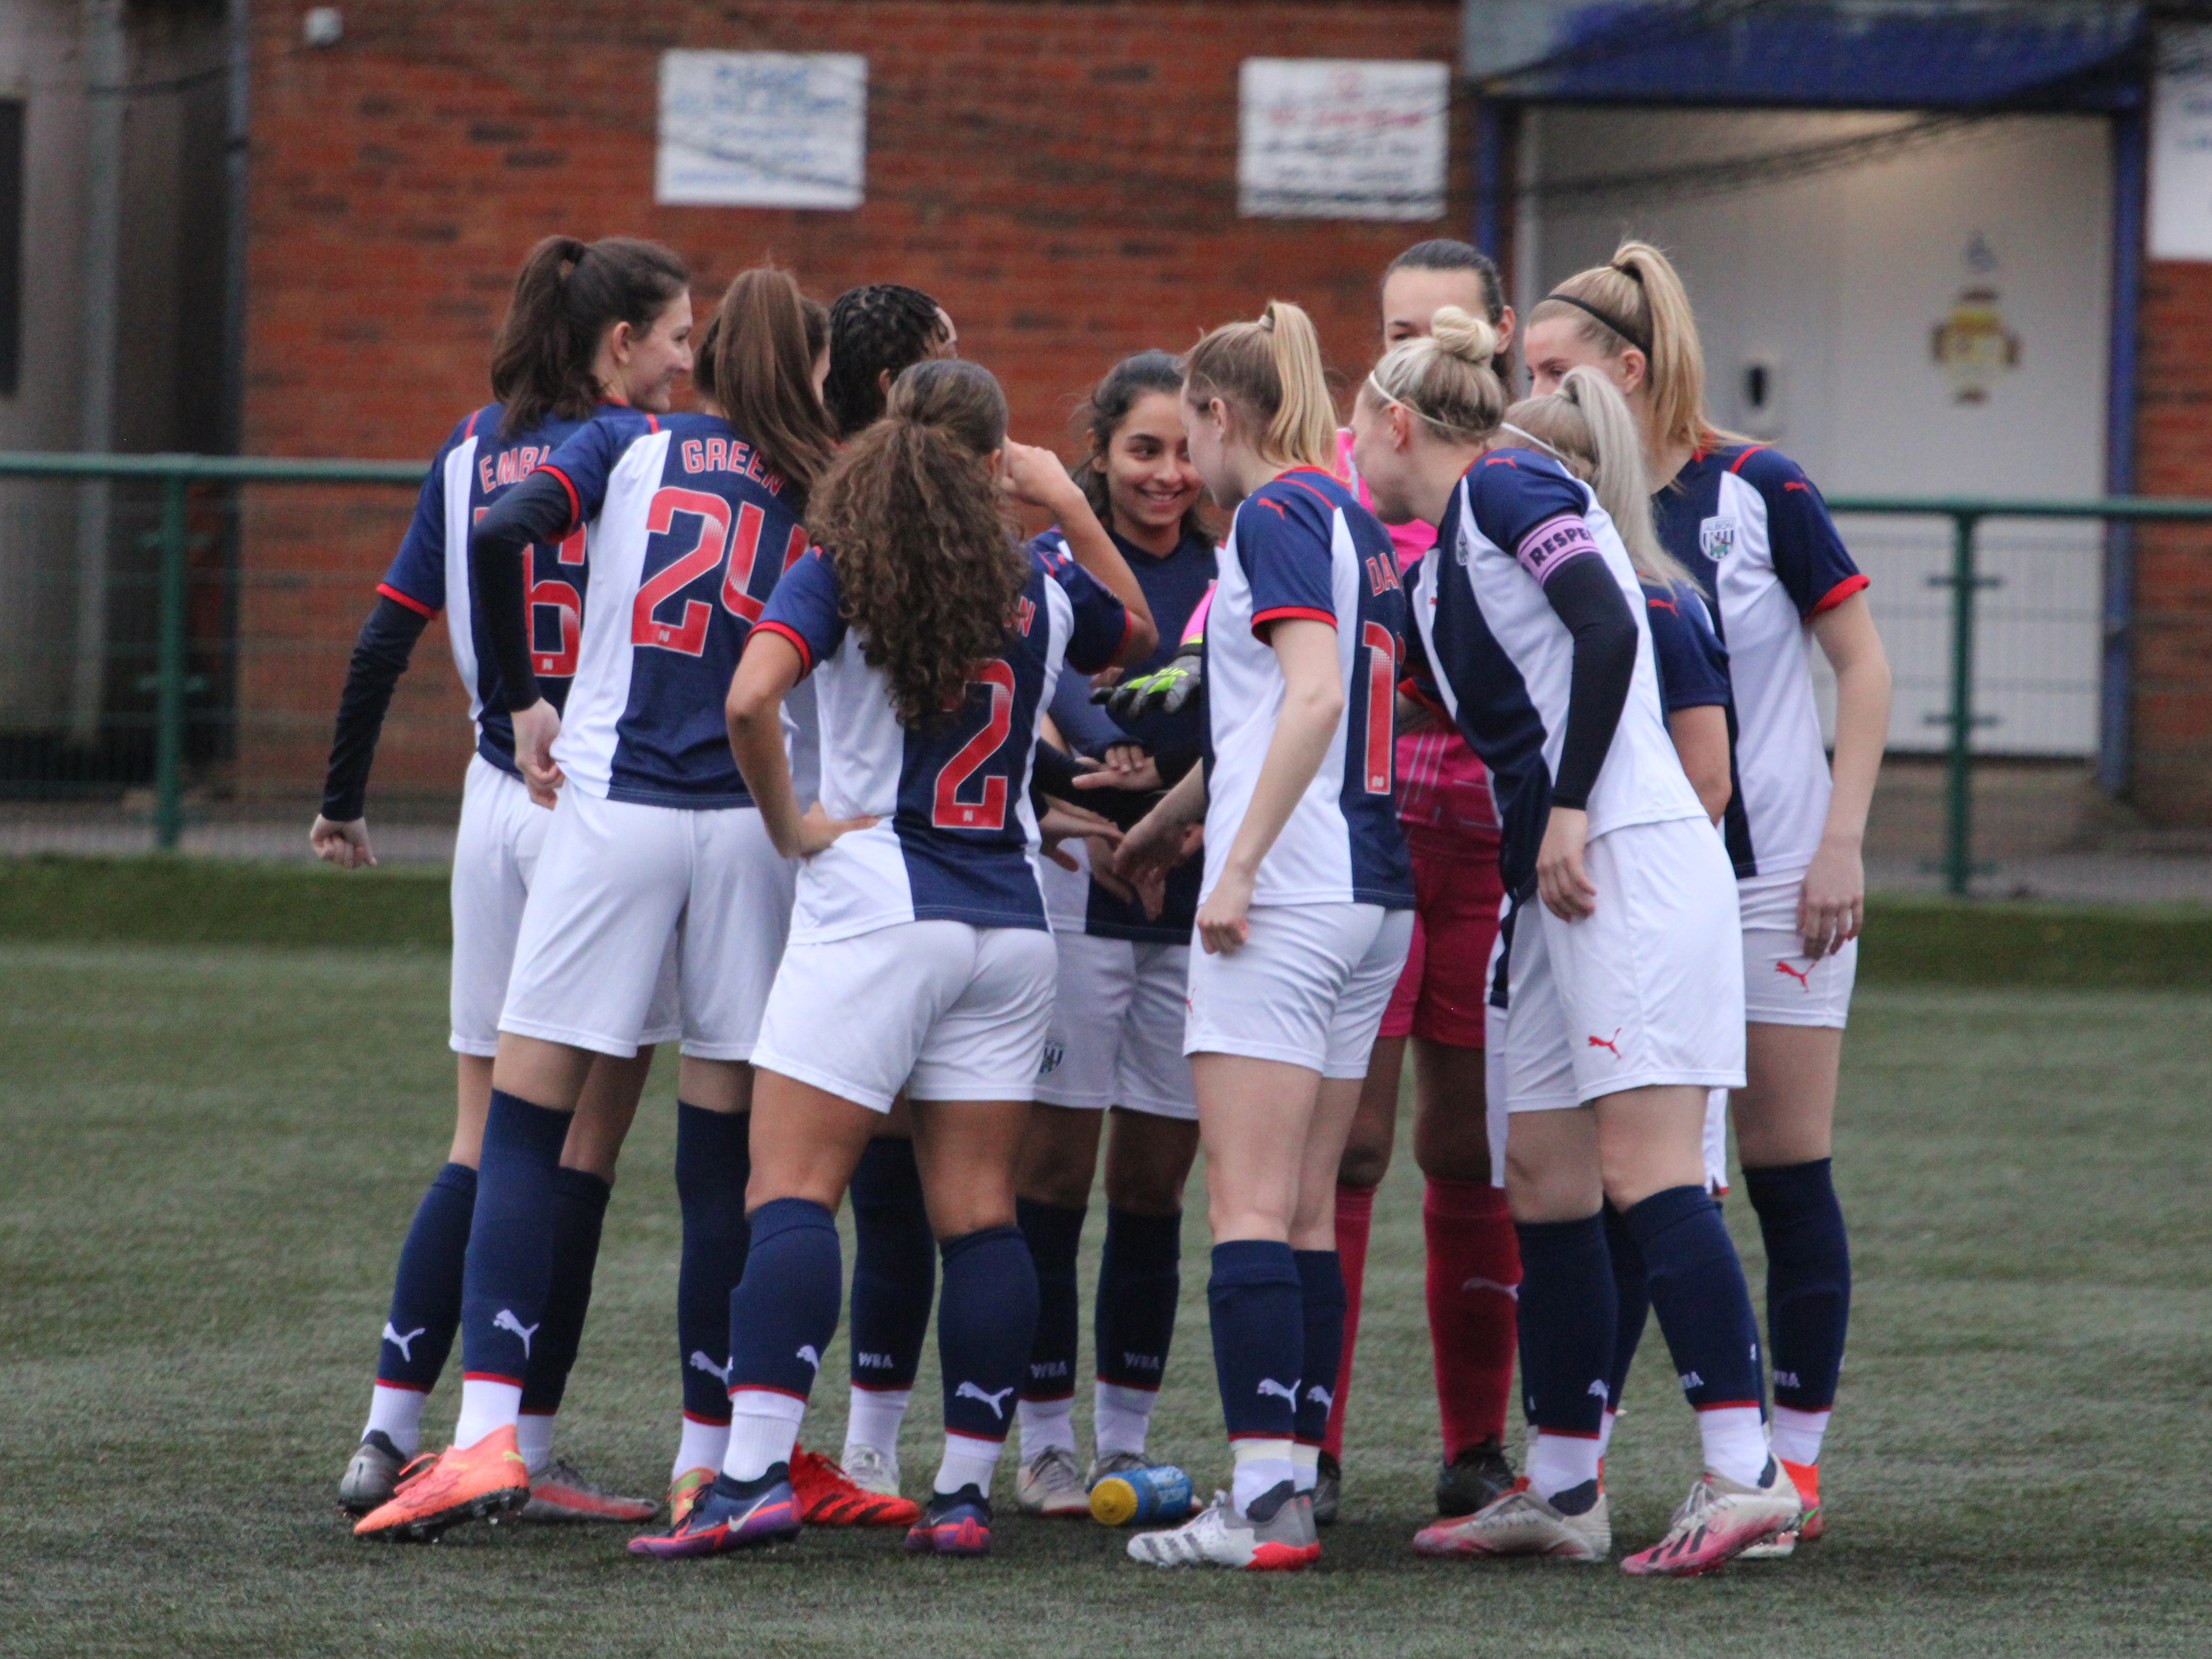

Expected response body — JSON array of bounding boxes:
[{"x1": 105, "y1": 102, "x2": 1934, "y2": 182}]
[
  {"x1": 320, "y1": 596, "x2": 433, "y2": 821},
  {"x1": 1539, "y1": 556, "x2": 1638, "y2": 811},
  {"x1": 1030, "y1": 738, "x2": 1081, "y2": 808},
  {"x1": 1151, "y1": 741, "x2": 1201, "y2": 787},
  {"x1": 469, "y1": 470, "x2": 578, "y2": 712}
]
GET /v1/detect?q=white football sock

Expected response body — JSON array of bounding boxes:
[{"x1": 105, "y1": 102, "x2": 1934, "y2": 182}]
[
  {"x1": 723, "y1": 1390, "x2": 806, "y2": 1483},
  {"x1": 1092, "y1": 1382, "x2": 1155, "y2": 1459},
  {"x1": 933, "y1": 1432, "x2": 1003, "y2": 1498},
  {"x1": 515, "y1": 1411, "x2": 556, "y2": 1475},
  {"x1": 1769, "y1": 1405, "x2": 1829, "y2": 1468},
  {"x1": 1526, "y1": 1431, "x2": 1602, "y2": 1503},
  {"x1": 1229, "y1": 1438, "x2": 1295, "y2": 1515},
  {"x1": 1017, "y1": 1395, "x2": 1076, "y2": 1461},
  {"x1": 452, "y1": 1378, "x2": 522, "y2": 1451},
  {"x1": 363, "y1": 1382, "x2": 427, "y2": 1458},
  {"x1": 844, "y1": 1386, "x2": 910, "y2": 1462},
  {"x1": 1290, "y1": 1442, "x2": 1320, "y2": 1494},
  {"x1": 673, "y1": 1413, "x2": 731, "y2": 1483},
  {"x1": 1697, "y1": 1405, "x2": 1771, "y2": 1487}
]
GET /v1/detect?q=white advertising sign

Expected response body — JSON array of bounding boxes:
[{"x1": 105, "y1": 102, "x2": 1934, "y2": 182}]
[
  {"x1": 1238, "y1": 58, "x2": 1450, "y2": 220},
  {"x1": 2151, "y1": 27, "x2": 2212, "y2": 260},
  {"x1": 656, "y1": 51, "x2": 866, "y2": 210}
]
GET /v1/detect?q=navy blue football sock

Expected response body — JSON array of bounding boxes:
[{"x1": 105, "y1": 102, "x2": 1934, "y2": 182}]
[
  {"x1": 848, "y1": 1137, "x2": 936, "y2": 1392},
  {"x1": 1095, "y1": 1206, "x2": 1182, "y2": 1392},
  {"x1": 938, "y1": 1224, "x2": 1039, "y2": 1443},
  {"x1": 1742, "y1": 1158, "x2": 1850, "y2": 1412},
  {"x1": 1624, "y1": 1185, "x2": 1765, "y2": 1412},
  {"x1": 1602, "y1": 1200, "x2": 1650, "y2": 1411},
  {"x1": 674, "y1": 1102, "x2": 751, "y2": 1423},
  {"x1": 458, "y1": 1091, "x2": 571, "y2": 1384},
  {"x1": 726, "y1": 1198, "x2": 841, "y2": 1401},
  {"x1": 1207, "y1": 1240, "x2": 1303, "y2": 1443},
  {"x1": 518, "y1": 1166, "x2": 610, "y2": 1415},
  {"x1": 1015, "y1": 1198, "x2": 1085, "y2": 1405},
  {"x1": 1514, "y1": 1214, "x2": 1616, "y2": 1439},
  {"x1": 376, "y1": 1161, "x2": 475, "y2": 1391},
  {"x1": 1292, "y1": 1249, "x2": 1345, "y2": 1449}
]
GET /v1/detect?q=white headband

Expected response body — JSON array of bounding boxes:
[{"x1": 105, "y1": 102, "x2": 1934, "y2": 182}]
[
  {"x1": 1497, "y1": 422, "x2": 1575, "y2": 466},
  {"x1": 1365, "y1": 371, "x2": 1491, "y2": 442}
]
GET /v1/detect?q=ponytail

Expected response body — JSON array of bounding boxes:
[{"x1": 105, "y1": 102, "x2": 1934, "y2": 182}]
[
  {"x1": 693, "y1": 267, "x2": 838, "y2": 513},
  {"x1": 1359, "y1": 304, "x2": 1506, "y2": 447},
  {"x1": 1505, "y1": 368, "x2": 1699, "y2": 594},
  {"x1": 1529, "y1": 240, "x2": 1717, "y2": 459},
  {"x1": 489, "y1": 235, "x2": 689, "y2": 439},
  {"x1": 809, "y1": 358, "x2": 1027, "y2": 728},
  {"x1": 1183, "y1": 300, "x2": 1336, "y2": 472}
]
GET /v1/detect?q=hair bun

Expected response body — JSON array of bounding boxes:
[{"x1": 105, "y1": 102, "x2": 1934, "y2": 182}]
[{"x1": 1428, "y1": 306, "x2": 1497, "y2": 369}]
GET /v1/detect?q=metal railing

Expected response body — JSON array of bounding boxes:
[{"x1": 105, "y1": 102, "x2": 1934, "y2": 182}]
[{"x1": 1, "y1": 454, "x2": 2208, "y2": 886}]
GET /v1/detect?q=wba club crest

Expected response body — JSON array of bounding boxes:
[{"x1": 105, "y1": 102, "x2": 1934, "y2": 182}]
[
  {"x1": 1038, "y1": 1041, "x2": 1064, "y2": 1077},
  {"x1": 1698, "y1": 516, "x2": 1737, "y2": 560}
]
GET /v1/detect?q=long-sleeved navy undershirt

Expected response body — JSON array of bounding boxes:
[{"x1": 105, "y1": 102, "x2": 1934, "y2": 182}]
[{"x1": 319, "y1": 596, "x2": 433, "y2": 821}]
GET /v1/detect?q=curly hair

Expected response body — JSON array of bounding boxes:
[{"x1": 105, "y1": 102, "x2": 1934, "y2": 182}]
[{"x1": 809, "y1": 358, "x2": 1028, "y2": 728}]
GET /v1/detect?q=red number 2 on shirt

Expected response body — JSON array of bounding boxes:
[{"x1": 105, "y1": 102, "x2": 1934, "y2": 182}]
[
  {"x1": 1361, "y1": 621, "x2": 1396, "y2": 795},
  {"x1": 631, "y1": 489, "x2": 732, "y2": 656},
  {"x1": 932, "y1": 660, "x2": 1016, "y2": 830}
]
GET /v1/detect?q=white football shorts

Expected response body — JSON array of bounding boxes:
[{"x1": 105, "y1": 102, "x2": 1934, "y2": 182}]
[
  {"x1": 1035, "y1": 931, "x2": 1196, "y2": 1120},
  {"x1": 449, "y1": 755, "x2": 679, "y2": 1056},
  {"x1": 753, "y1": 919, "x2": 1059, "y2": 1113},
  {"x1": 1738, "y1": 866, "x2": 1857, "y2": 1029},
  {"x1": 1184, "y1": 902, "x2": 1414, "y2": 1079},
  {"x1": 500, "y1": 785, "x2": 792, "y2": 1060},
  {"x1": 1486, "y1": 814, "x2": 1746, "y2": 1113}
]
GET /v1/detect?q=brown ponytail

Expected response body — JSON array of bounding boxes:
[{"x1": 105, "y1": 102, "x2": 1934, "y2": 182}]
[
  {"x1": 489, "y1": 235, "x2": 689, "y2": 439},
  {"x1": 1529, "y1": 240, "x2": 1717, "y2": 459},
  {"x1": 809, "y1": 359, "x2": 1028, "y2": 728},
  {"x1": 692, "y1": 267, "x2": 838, "y2": 514},
  {"x1": 1182, "y1": 300, "x2": 1336, "y2": 472}
]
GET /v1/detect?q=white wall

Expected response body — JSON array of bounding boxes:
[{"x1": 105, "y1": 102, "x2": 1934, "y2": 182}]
[{"x1": 1526, "y1": 109, "x2": 2114, "y2": 754}]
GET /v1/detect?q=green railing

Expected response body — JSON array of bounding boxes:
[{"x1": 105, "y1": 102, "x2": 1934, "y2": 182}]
[{"x1": 3, "y1": 454, "x2": 2210, "y2": 886}]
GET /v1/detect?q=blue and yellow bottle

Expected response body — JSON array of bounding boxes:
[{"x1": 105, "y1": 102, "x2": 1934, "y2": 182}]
[{"x1": 1089, "y1": 1464, "x2": 1194, "y2": 1526}]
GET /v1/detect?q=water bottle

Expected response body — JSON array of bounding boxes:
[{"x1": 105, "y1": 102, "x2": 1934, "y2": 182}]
[{"x1": 1089, "y1": 1463, "x2": 1194, "y2": 1526}]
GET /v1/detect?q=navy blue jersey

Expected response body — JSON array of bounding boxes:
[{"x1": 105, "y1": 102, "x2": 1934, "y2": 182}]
[
  {"x1": 1202, "y1": 467, "x2": 1413, "y2": 910},
  {"x1": 537, "y1": 409, "x2": 808, "y2": 807},
  {"x1": 1654, "y1": 443, "x2": 1866, "y2": 876},
  {"x1": 380, "y1": 403, "x2": 614, "y2": 774},
  {"x1": 756, "y1": 539, "x2": 1130, "y2": 942},
  {"x1": 1030, "y1": 525, "x2": 1216, "y2": 944},
  {"x1": 1643, "y1": 579, "x2": 1731, "y2": 711}
]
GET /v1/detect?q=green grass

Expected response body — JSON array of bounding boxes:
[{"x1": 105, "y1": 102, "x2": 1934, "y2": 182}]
[{"x1": 1, "y1": 944, "x2": 2207, "y2": 1656}]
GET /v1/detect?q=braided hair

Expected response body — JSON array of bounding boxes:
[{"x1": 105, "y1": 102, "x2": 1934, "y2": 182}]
[{"x1": 823, "y1": 283, "x2": 950, "y2": 437}]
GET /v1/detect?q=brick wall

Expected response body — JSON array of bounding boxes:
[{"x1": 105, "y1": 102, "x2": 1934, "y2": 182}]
[
  {"x1": 239, "y1": 0, "x2": 1470, "y2": 801},
  {"x1": 2131, "y1": 258, "x2": 2212, "y2": 826}
]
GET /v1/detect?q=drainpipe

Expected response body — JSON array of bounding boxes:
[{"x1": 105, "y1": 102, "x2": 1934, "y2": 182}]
[{"x1": 68, "y1": 0, "x2": 125, "y2": 746}]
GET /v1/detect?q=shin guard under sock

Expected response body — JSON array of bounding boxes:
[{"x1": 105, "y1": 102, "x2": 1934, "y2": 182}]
[
  {"x1": 375, "y1": 1162, "x2": 476, "y2": 1398},
  {"x1": 1513, "y1": 1214, "x2": 1614, "y2": 1500},
  {"x1": 938, "y1": 1225, "x2": 1039, "y2": 1447},
  {"x1": 1624, "y1": 1184, "x2": 1768, "y2": 1486},
  {"x1": 1015, "y1": 1198, "x2": 1085, "y2": 1416},
  {"x1": 1292, "y1": 1250, "x2": 1345, "y2": 1456},
  {"x1": 1320, "y1": 1184, "x2": 1374, "y2": 1460},
  {"x1": 1095, "y1": 1205, "x2": 1181, "y2": 1400},
  {"x1": 726, "y1": 1198, "x2": 841, "y2": 1413},
  {"x1": 1423, "y1": 1177, "x2": 1520, "y2": 1457},
  {"x1": 674, "y1": 1102, "x2": 751, "y2": 1425},
  {"x1": 1742, "y1": 1158, "x2": 1850, "y2": 1428},
  {"x1": 848, "y1": 1138, "x2": 936, "y2": 1410},
  {"x1": 518, "y1": 1166, "x2": 611, "y2": 1418},
  {"x1": 458, "y1": 1092, "x2": 571, "y2": 1393},
  {"x1": 1208, "y1": 1239, "x2": 1302, "y2": 1448},
  {"x1": 1601, "y1": 1200, "x2": 1650, "y2": 1416}
]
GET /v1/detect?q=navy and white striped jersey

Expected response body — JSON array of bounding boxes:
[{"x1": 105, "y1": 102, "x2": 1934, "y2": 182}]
[
  {"x1": 754, "y1": 539, "x2": 1129, "y2": 942},
  {"x1": 1202, "y1": 468, "x2": 1413, "y2": 911},
  {"x1": 537, "y1": 409, "x2": 809, "y2": 808},
  {"x1": 1410, "y1": 449, "x2": 1705, "y2": 899},
  {"x1": 379, "y1": 402, "x2": 612, "y2": 774},
  {"x1": 1643, "y1": 579, "x2": 1731, "y2": 713},
  {"x1": 1653, "y1": 443, "x2": 1867, "y2": 877}
]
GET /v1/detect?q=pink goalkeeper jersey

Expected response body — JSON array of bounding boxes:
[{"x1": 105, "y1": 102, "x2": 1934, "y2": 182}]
[{"x1": 1337, "y1": 429, "x2": 1498, "y2": 839}]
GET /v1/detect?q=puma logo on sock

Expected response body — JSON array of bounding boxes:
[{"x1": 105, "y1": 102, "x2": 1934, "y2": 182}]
[
  {"x1": 955, "y1": 1382, "x2": 1013, "y2": 1418},
  {"x1": 493, "y1": 1309, "x2": 538, "y2": 1357},
  {"x1": 382, "y1": 1323, "x2": 426, "y2": 1361},
  {"x1": 689, "y1": 1350, "x2": 731, "y2": 1383}
]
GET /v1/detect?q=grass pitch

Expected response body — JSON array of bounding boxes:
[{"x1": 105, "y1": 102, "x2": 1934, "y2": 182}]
[{"x1": 1, "y1": 941, "x2": 2207, "y2": 1657}]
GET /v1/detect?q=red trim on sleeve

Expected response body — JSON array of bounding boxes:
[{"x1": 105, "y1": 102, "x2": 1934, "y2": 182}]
[
  {"x1": 1806, "y1": 572, "x2": 1869, "y2": 618},
  {"x1": 1727, "y1": 445, "x2": 1771, "y2": 474},
  {"x1": 645, "y1": 414, "x2": 659, "y2": 433},
  {"x1": 752, "y1": 619, "x2": 815, "y2": 677},
  {"x1": 1251, "y1": 605, "x2": 1338, "y2": 638},
  {"x1": 375, "y1": 582, "x2": 438, "y2": 619},
  {"x1": 539, "y1": 464, "x2": 582, "y2": 530},
  {"x1": 462, "y1": 406, "x2": 483, "y2": 440}
]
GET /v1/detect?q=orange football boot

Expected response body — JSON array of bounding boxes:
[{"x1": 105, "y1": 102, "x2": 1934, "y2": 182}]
[
  {"x1": 1781, "y1": 1458, "x2": 1822, "y2": 1540},
  {"x1": 353, "y1": 1425, "x2": 531, "y2": 1542}
]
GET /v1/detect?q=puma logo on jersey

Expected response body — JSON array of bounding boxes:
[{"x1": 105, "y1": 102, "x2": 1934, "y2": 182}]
[
  {"x1": 382, "y1": 1323, "x2": 426, "y2": 1361},
  {"x1": 1587, "y1": 1028, "x2": 1623, "y2": 1058},
  {"x1": 1255, "y1": 1378, "x2": 1298, "y2": 1405},
  {"x1": 493, "y1": 1309, "x2": 538, "y2": 1356},
  {"x1": 1775, "y1": 960, "x2": 1813, "y2": 988},
  {"x1": 689, "y1": 1350, "x2": 731, "y2": 1383},
  {"x1": 1648, "y1": 595, "x2": 1678, "y2": 614},
  {"x1": 1460, "y1": 1276, "x2": 1519, "y2": 1300},
  {"x1": 955, "y1": 1382, "x2": 1013, "y2": 1418},
  {"x1": 1305, "y1": 1383, "x2": 1334, "y2": 1410},
  {"x1": 796, "y1": 1345, "x2": 820, "y2": 1372},
  {"x1": 1783, "y1": 481, "x2": 1811, "y2": 493}
]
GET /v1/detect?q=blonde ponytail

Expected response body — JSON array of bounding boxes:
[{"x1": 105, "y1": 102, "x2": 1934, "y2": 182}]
[
  {"x1": 1361, "y1": 304, "x2": 1506, "y2": 446},
  {"x1": 1530, "y1": 239, "x2": 1724, "y2": 459},
  {"x1": 1184, "y1": 300, "x2": 1336, "y2": 471},
  {"x1": 1505, "y1": 367, "x2": 1700, "y2": 594}
]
